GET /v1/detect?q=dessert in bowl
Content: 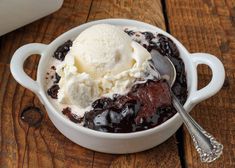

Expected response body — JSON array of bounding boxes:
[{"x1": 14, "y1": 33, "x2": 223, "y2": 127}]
[
  {"x1": 10, "y1": 19, "x2": 225, "y2": 153},
  {"x1": 46, "y1": 24, "x2": 187, "y2": 133}
]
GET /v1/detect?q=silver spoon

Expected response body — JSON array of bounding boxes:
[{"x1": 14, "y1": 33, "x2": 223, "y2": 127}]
[{"x1": 150, "y1": 50, "x2": 223, "y2": 163}]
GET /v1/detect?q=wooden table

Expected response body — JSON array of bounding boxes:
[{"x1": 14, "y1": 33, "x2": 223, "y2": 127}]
[{"x1": 0, "y1": 0, "x2": 234, "y2": 167}]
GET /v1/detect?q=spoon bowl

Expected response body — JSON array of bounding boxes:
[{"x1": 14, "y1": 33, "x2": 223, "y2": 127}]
[{"x1": 150, "y1": 50, "x2": 176, "y2": 87}]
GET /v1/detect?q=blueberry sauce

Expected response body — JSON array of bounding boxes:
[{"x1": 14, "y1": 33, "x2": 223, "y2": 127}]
[
  {"x1": 84, "y1": 80, "x2": 173, "y2": 132},
  {"x1": 62, "y1": 107, "x2": 83, "y2": 123},
  {"x1": 47, "y1": 84, "x2": 59, "y2": 99},
  {"x1": 53, "y1": 40, "x2": 72, "y2": 61}
]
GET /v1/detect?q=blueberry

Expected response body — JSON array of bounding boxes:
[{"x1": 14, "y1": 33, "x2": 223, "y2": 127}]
[
  {"x1": 141, "y1": 32, "x2": 154, "y2": 41},
  {"x1": 92, "y1": 98, "x2": 112, "y2": 109},
  {"x1": 47, "y1": 85, "x2": 59, "y2": 99},
  {"x1": 53, "y1": 40, "x2": 72, "y2": 61}
]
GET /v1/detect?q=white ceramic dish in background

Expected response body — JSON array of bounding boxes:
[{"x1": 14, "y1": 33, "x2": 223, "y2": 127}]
[
  {"x1": 10, "y1": 19, "x2": 225, "y2": 154},
  {"x1": 0, "y1": 0, "x2": 63, "y2": 36}
]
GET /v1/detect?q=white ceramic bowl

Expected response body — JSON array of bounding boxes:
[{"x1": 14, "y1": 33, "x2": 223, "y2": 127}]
[
  {"x1": 10, "y1": 19, "x2": 225, "y2": 154},
  {"x1": 0, "y1": 0, "x2": 64, "y2": 36}
]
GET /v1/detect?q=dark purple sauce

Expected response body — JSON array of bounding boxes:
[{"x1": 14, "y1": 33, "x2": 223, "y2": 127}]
[
  {"x1": 84, "y1": 80, "x2": 173, "y2": 132},
  {"x1": 147, "y1": 33, "x2": 187, "y2": 104},
  {"x1": 47, "y1": 84, "x2": 59, "y2": 99},
  {"x1": 53, "y1": 40, "x2": 72, "y2": 61},
  {"x1": 62, "y1": 107, "x2": 83, "y2": 123}
]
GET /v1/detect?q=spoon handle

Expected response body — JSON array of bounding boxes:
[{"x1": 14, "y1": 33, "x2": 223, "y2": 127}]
[{"x1": 172, "y1": 94, "x2": 223, "y2": 163}]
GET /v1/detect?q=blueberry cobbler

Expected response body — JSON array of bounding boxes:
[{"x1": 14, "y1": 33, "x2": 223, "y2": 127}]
[{"x1": 45, "y1": 24, "x2": 187, "y2": 133}]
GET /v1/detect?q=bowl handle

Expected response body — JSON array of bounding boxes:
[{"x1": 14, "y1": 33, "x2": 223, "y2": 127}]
[
  {"x1": 189, "y1": 53, "x2": 225, "y2": 105},
  {"x1": 10, "y1": 43, "x2": 47, "y2": 95}
]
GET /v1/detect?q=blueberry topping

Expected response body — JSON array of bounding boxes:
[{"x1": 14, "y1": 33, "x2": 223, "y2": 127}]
[
  {"x1": 47, "y1": 85, "x2": 59, "y2": 99},
  {"x1": 84, "y1": 80, "x2": 173, "y2": 133},
  {"x1": 141, "y1": 32, "x2": 154, "y2": 41},
  {"x1": 62, "y1": 107, "x2": 83, "y2": 123},
  {"x1": 53, "y1": 40, "x2": 72, "y2": 61},
  {"x1": 91, "y1": 98, "x2": 113, "y2": 109},
  {"x1": 54, "y1": 73, "x2": 61, "y2": 84},
  {"x1": 124, "y1": 30, "x2": 135, "y2": 36},
  {"x1": 155, "y1": 34, "x2": 180, "y2": 57}
]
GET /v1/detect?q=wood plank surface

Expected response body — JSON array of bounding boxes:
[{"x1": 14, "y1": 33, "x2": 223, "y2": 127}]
[
  {"x1": 166, "y1": 0, "x2": 235, "y2": 167},
  {"x1": 0, "y1": 0, "x2": 182, "y2": 168},
  {"x1": 87, "y1": 0, "x2": 166, "y2": 29}
]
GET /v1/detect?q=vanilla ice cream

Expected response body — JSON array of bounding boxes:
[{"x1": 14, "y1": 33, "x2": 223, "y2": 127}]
[
  {"x1": 71, "y1": 24, "x2": 135, "y2": 78},
  {"x1": 55, "y1": 24, "x2": 159, "y2": 114}
]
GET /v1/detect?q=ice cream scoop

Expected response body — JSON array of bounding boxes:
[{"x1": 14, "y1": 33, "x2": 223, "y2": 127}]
[{"x1": 70, "y1": 24, "x2": 135, "y2": 78}]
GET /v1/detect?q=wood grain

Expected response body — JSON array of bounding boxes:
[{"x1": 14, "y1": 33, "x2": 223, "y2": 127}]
[
  {"x1": 0, "y1": 0, "x2": 181, "y2": 168},
  {"x1": 166, "y1": 0, "x2": 235, "y2": 167},
  {"x1": 87, "y1": 0, "x2": 166, "y2": 29}
]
